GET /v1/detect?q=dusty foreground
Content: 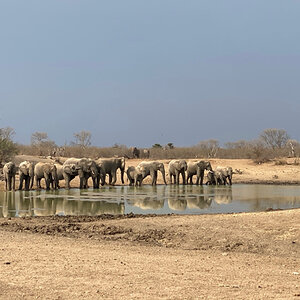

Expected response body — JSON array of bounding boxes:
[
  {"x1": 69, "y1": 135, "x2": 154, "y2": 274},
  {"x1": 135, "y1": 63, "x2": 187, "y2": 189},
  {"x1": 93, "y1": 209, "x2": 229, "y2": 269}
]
[{"x1": 1, "y1": 210, "x2": 300, "y2": 299}]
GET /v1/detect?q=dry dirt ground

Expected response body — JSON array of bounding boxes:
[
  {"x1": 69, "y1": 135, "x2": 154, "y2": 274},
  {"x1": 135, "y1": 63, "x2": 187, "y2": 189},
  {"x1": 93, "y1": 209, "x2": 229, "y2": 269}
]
[
  {"x1": 1, "y1": 155, "x2": 300, "y2": 299},
  {"x1": 0, "y1": 210, "x2": 300, "y2": 299}
]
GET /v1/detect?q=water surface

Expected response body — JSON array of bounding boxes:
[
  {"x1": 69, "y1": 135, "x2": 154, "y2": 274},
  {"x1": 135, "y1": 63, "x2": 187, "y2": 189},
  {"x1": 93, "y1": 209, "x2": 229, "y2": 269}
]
[{"x1": 1, "y1": 184, "x2": 300, "y2": 217}]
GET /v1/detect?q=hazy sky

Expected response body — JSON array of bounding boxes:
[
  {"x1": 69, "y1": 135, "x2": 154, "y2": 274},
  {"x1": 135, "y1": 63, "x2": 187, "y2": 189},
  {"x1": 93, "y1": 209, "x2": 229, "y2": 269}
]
[{"x1": 1, "y1": 1, "x2": 300, "y2": 147}]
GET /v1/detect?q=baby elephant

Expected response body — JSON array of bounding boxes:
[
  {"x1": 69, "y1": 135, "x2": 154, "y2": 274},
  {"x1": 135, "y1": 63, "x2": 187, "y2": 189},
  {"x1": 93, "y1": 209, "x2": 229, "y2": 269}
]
[
  {"x1": 126, "y1": 166, "x2": 145, "y2": 186},
  {"x1": 206, "y1": 170, "x2": 217, "y2": 185},
  {"x1": 3, "y1": 162, "x2": 17, "y2": 191},
  {"x1": 215, "y1": 166, "x2": 233, "y2": 185}
]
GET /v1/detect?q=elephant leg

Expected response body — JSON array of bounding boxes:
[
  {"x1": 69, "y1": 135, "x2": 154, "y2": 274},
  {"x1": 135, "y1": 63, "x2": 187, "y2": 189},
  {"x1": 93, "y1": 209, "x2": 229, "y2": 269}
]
[
  {"x1": 25, "y1": 176, "x2": 30, "y2": 191},
  {"x1": 169, "y1": 173, "x2": 172, "y2": 184},
  {"x1": 45, "y1": 175, "x2": 51, "y2": 190},
  {"x1": 175, "y1": 171, "x2": 180, "y2": 185},
  {"x1": 92, "y1": 176, "x2": 98, "y2": 189},
  {"x1": 121, "y1": 170, "x2": 125, "y2": 184},
  {"x1": 12, "y1": 176, "x2": 15, "y2": 190},
  {"x1": 9, "y1": 176, "x2": 13, "y2": 191},
  {"x1": 108, "y1": 173, "x2": 112, "y2": 185},
  {"x1": 150, "y1": 170, "x2": 155, "y2": 186},
  {"x1": 154, "y1": 171, "x2": 158, "y2": 185},
  {"x1": 79, "y1": 176, "x2": 85, "y2": 189},
  {"x1": 5, "y1": 178, "x2": 8, "y2": 191},
  {"x1": 182, "y1": 171, "x2": 186, "y2": 185},
  {"x1": 63, "y1": 173, "x2": 71, "y2": 189},
  {"x1": 111, "y1": 171, "x2": 117, "y2": 185},
  {"x1": 100, "y1": 174, "x2": 106, "y2": 186},
  {"x1": 228, "y1": 177, "x2": 232, "y2": 185},
  {"x1": 19, "y1": 174, "x2": 24, "y2": 190},
  {"x1": 199, "y1": 171, "x2": 204, "y2": 186}
]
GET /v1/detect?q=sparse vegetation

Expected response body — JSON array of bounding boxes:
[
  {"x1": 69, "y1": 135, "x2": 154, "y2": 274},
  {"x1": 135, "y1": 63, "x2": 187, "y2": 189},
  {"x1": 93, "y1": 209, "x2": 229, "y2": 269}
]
[
  {"x1": 0, "y1": 127, "x2": 297, "y2": 162},
  {"x1": 0, "y1": 127, "x2": 18, "y2": 164}
]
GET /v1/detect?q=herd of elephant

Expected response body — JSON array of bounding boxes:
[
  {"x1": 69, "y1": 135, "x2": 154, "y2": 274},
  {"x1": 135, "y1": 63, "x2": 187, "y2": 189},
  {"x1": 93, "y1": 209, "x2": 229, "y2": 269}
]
[{"x1": 2, "y1": 158, "x2": 233, "y2": 191}]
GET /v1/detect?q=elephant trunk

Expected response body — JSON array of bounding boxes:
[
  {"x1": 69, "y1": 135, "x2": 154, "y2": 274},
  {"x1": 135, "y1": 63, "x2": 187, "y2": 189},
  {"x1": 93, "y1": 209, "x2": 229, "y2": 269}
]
[
  {"x1": 52, "y1": 171, "x2": 58, "y2": 189},
  {"x1": 161, "y1": 169, "x2": 167, "y2": 185},
  {"x1": 29, "y1": 167, "x2": 34, "y2": 189}
]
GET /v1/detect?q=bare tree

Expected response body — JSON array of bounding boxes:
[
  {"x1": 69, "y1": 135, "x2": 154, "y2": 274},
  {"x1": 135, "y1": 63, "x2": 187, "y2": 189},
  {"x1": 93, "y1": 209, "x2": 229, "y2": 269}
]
[
  {"x1": 198, "y1": 139, "x2": 219, "y2": 158},
  {"x1": 286, "y1": 139, "x2": 300, "y2": 158},
  {"x1": 72, "y1": 130, "x2": 92, "y2": 148},
  {"x1": 0, "y1": 127, "x2": 15, "y2": 140},
  {"x1": 31, "y1": 132, "x2": 56, "y2": 156},
  {"x1": 31, "y1": 132, "x2": 49, "y2": 145},
  {"x1": 260, "y1": 128, "x2": 290, "y2": 149}
]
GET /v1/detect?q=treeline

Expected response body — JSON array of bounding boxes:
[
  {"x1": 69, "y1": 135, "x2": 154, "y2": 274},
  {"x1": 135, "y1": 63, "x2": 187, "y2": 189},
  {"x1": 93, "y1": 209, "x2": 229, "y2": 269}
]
[{"x1": 1, "y1": 128, "x2": 300, "y2": 164}]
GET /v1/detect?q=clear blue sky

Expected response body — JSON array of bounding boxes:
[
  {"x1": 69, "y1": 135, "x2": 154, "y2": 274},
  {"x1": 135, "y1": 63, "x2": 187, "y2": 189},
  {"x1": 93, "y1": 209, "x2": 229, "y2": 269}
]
[{"x1": 1, "y1": 1, "x2": 300, "y2": 147}]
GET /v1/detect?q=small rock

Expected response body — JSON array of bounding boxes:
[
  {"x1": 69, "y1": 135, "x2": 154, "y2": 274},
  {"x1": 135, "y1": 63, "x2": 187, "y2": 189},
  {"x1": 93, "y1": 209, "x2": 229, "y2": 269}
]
[{"x1": 293, "y1": 272, "x2": 299, "y2": 275}]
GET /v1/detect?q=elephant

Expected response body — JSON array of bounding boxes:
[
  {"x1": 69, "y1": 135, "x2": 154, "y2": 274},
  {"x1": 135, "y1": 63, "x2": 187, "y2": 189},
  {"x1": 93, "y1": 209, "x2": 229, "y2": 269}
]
[
  {"x1": 96, "y1": 157, "x2": 125, "y2": 186},
  {"x1": 3, "y1": 162, "x2": 17, "y2": 191},
  {"x1": 186, "y1": 160, "x2": 212, "y2": 185},
  {"x1": 215, "y1": 166, "x2": 233, "y2": 185},
  {"x1": 18, "y1": 161, "x2": 34, "y2": 190},
  {"x1": 34, "y1": 162, "x2": 58, "y2": 190},
  {"x1": 137, "y1": 161, "x2": 167, "y2": 185},
  {"x1": 63, "y1": 158, "x2": 100, "y2": 189},
  {"x1": 131, "y1": 147, "x2": 140, "y2": 159},
  {"x1": 84, "y1": 159, "x2": 102, "y2": 189},
  {"x1": 55, "y1": 163, "x2": 77, "y2": 189},
  {"x1": 126, "y1": 165, "x2": 146, "y2": 186},
  {"x1": 168, "y1": 159, "x2": 187, "y2": 185},
  {"x1": 206, "y1": 170, "x2": 217, "y2": 185}
]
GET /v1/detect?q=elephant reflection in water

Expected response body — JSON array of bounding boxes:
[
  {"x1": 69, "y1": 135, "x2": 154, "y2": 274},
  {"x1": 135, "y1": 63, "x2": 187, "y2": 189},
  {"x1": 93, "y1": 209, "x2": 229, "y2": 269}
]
[
  {"x1": 0, "y1": 191, "x2": 16, "y2": 217},
  {"x1": 168, "y1": 185, "x2": 213, "y2": 211},
  {"x1": 54, "y1": 190, "x2": 125, "y2": 216},
  {"x1": 186, "y1": 186, "x2": 212, "y2": 210},
  {"x1": 212, "y1": 187, "x2": 233, "y2": 204},
  {"x1": 167, "y1": 185, "x2": 187, "y2": 211},
  {"x1": 31, "y1": 190, "x2": 57, "y2": 216},
  {"x1": 16, "y1": 191, "x2": 35, "y2": 217},
  {"x1": 126, "y1": 186, "x2": 166, "y2": 210}
]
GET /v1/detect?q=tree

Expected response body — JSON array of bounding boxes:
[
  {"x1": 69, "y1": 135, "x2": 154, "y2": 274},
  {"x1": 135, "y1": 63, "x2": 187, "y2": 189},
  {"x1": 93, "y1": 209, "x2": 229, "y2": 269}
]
[
  {"x1": 0, "y1": 127, "x2": 18, "y2": 164},
  {"x1": 31, "y1": 132, "x2": 49, "y2": 145},
  {"x1": 31, "y1": 132, "x2": 56, "y2": 156},
  {"x1": 165, "y1": 143, "x2": 174, "y2": 150},
  {"x1": 72, "y1": 130, "x2": 92, "y2": 148},
  {"x1": 0, "y1": 127, "x2": 15, "y2": 140},
  {"x1": 260, "y1": 128, "x2": 290, "y2": 149},
  {"x1": 198, "y1": 139, "x2": 219, "y2": 158},
  {"x1": 286, "y1": 139, "x2": 300, "y2": 158},
  {"x1": 152, "y1": 143, "x2": 162, "y2": 149}
]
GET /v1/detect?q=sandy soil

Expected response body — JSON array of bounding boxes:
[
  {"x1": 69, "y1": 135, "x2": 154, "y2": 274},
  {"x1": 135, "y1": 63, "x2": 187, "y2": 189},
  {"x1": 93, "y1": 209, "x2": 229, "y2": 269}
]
[
  {"x1": 0, "y1": 210, "x2": 300, "y2": 299},
  {"x1": 1, "y1": 155, "x2": 300, "y2": 299}
]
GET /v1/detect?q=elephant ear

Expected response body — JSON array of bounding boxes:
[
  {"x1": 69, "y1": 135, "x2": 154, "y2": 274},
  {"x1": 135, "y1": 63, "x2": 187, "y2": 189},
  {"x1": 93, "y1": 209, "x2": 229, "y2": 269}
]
[{"x1": 63, "y1": 165, "x2": 76, "y2": 174}]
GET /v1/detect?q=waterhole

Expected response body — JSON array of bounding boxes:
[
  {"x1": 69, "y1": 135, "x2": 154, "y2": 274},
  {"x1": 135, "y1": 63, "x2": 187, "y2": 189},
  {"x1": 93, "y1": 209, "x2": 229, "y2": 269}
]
[{"x1": 1, "y1": 184, "x2": 300, "y2": 217}]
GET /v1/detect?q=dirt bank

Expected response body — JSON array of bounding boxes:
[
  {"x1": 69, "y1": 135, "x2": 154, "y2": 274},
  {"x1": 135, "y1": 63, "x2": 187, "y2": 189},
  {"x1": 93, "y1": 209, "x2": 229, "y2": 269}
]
[{"x1": 1, "y1": 210, "x2": 300, "y2": 299}]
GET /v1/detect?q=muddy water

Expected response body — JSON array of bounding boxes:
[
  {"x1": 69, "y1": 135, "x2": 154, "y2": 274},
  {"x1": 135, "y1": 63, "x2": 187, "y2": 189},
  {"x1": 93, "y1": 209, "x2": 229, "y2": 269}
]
[{"x1": 1, "y1": 184, "x2": 300, "y2": 217}]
